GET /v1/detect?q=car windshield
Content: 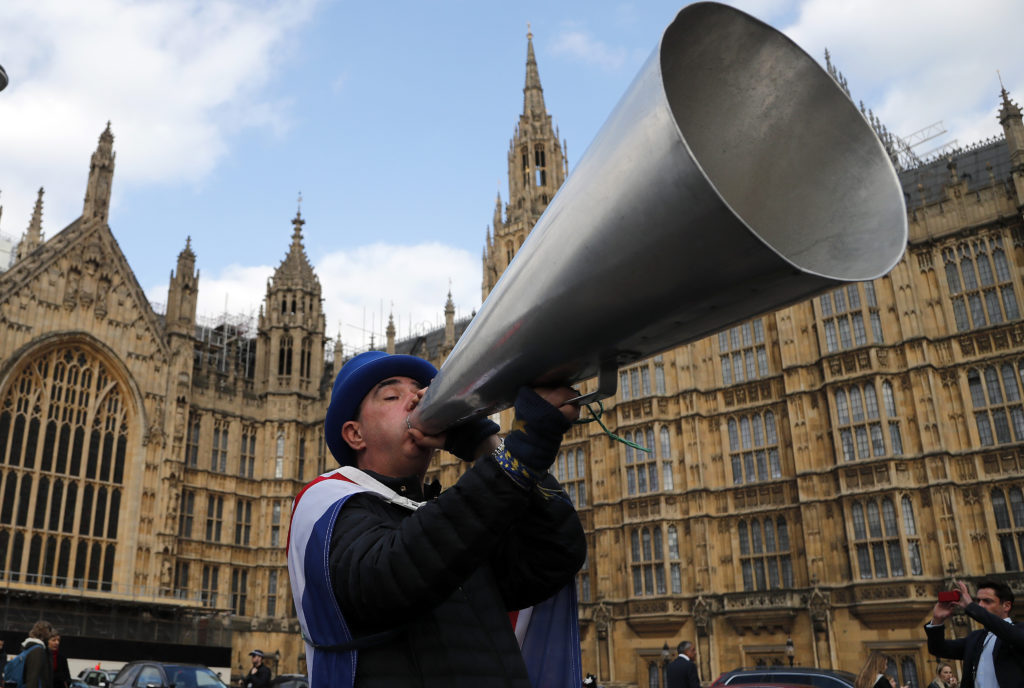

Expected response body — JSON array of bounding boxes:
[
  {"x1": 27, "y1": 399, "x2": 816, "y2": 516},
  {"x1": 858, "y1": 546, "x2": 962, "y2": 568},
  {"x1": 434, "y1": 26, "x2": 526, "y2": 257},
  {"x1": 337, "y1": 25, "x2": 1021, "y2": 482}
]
[{"x1": 161, "y1": 666, "x2": 223, "y2": 688}]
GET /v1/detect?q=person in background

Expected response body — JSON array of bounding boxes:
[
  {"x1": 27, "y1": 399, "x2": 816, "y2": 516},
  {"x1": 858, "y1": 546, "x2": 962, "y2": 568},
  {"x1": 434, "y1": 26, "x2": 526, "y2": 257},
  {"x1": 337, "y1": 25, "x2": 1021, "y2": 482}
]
[
  {"x1": 0, "y1": 638, "x2": 8, "y2": 680},
  {"x1": 667, "y1": 641, "x2": 700, "y2": 688},
  {"x1": 21, "y1": 621, "x2": 55, "y2": 688},
  {"x1": 240, "y1": 650, "x2": 270, "y2": 688},
  {"x1": 930, "y1": 663, "x2": 959, "y2": 688},
  {"x1": 47, "y1": 635, "x2": 70, "y2": 688}
]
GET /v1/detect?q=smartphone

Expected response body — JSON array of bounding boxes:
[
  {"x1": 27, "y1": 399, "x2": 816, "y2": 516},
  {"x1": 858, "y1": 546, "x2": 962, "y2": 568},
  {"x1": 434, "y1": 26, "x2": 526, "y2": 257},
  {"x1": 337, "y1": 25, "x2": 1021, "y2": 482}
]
[{"x1": 938, "y1": 590, "x2": 961, "y2": 603}]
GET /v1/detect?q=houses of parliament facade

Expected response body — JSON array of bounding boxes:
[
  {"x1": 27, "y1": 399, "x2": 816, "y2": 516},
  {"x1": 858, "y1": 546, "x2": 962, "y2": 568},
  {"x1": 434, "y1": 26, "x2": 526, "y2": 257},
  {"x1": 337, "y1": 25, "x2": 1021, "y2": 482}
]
[{"x1": 2, "y1": 30, "x2": 1024, "y2": 688}]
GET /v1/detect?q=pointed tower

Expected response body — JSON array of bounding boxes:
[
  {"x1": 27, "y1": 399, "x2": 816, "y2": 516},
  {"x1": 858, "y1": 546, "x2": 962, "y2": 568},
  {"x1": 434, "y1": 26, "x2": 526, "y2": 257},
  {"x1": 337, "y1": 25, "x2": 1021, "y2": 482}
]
[
  {"x1": 999, "y1": 87, "x2": 1024, "y2": 204},
  {"x1": 15, "y1": 187, "x2": 45, "y2": 261},
  {"x1": 443, "y1": 290, "x2": 456, "y2": 358},
  {"x1": 386, "y1": 313, "x2": 396, "y2": 354},
  {"x1": 482, "y1": 28, "x2": 568, "y2": 300},
  {"x1": 257, "y1": 207, "x2": 326, "y2": 396},
  {"x1": 83, "y1": 122, "x2": 116, "y2": 225},
  {"x1": 165, "y1": 237, "x2": 199, "y2": 338}
]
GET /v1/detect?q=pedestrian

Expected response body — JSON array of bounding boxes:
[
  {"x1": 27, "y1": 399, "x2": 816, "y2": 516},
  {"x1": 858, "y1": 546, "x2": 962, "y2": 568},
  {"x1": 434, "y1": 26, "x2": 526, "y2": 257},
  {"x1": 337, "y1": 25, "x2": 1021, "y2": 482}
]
[
  {"x1": 288, "y1": 351, "x2": 586, "y2": 687},
  {"x1": 1, "y1": 638, "x2": 7, "y2": 681},
  {"x1": 46, "y1": 635, "x2": 70, "y2": 688},
  {"x1": 240, "y1": 650, "x2": 270, "y2": 688},
  {"x1": 666, "y1": 641, "x2": 700, "y2": 688},
  {"x1": 855, "y1": 651, "x2": 894, "y2": 688},
  {"x1": 930, "y1": 663, "x2": 959, "y2": 688},
  {"x1": 925, "y1": 578, "x2": 1024, "y2": 688},
  {"x1": 20, "y1": 621, "x2": 55, "y2": 688}
]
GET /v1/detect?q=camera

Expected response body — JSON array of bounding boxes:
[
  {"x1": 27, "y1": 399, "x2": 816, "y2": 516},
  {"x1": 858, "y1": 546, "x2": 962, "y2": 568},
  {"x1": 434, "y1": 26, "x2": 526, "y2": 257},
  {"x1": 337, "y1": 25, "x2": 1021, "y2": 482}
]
[{"x1": 938, "y1": 590, "x2": 961, "y2": 603}]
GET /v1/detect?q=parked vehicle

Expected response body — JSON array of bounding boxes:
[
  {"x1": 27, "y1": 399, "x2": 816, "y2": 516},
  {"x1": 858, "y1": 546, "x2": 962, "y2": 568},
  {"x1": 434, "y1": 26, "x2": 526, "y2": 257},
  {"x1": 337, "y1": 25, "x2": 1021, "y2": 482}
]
[
  {"x1": 78, "y1": 669, "x2": 119, "y2": 688},
  {"x1": 269, "y1": 675, "x2": 307, "y2": 688},
  {"x1": 108, "y1": 662, "x2": 223, "y2": 688},
  {"x1": 711, "y1": 667, "x2": 857, "y2": 688}
]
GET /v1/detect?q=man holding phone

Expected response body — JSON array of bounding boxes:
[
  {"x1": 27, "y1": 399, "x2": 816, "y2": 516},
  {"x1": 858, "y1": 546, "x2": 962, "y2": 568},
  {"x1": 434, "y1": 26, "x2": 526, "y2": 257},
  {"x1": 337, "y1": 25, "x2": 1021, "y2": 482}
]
[{"x1": 925, "y1": 579, "x2": 1024, "y2": 688}]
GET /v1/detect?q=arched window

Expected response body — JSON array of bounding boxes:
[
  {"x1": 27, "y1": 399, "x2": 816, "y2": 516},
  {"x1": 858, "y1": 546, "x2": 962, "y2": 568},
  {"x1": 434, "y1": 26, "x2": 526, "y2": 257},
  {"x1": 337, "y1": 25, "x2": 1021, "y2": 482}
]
[
  {"x1": 943, "y1": 236, "x2": 1019, "y2": 331},
  {"x1": 727, "y1": 411, "x2": 781, "y2": 484},
  {"x1": 850, "y1": 496, "x2": 922, "y2": 578},
  {"x1": 991, "y1": 486, "x2": 1024, "y2": 570},
  {"x1": 0, "y1": 345, "x2": 130, "y2": 588}
]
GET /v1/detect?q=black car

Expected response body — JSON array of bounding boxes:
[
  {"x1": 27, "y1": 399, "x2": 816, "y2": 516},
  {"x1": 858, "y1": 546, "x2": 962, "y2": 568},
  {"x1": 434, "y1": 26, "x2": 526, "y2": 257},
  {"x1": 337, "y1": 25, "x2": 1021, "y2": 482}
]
[
  {"x1": 712, "y1": 667, "x2": 857, "y2": 688},
  {"x1": 269, "y1": 675, "x2": 307, "y2": 688},
  {"x1": 108, "y1": 662, "x2": 224, "y2": 688}
]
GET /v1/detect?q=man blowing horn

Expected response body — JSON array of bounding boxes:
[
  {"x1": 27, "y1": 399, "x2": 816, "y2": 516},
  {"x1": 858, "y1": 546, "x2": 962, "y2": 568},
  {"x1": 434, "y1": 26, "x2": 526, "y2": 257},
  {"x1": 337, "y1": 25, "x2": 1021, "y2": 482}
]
[{"x1": 288, "y1": 351, "x2": 587, "y2": 687}]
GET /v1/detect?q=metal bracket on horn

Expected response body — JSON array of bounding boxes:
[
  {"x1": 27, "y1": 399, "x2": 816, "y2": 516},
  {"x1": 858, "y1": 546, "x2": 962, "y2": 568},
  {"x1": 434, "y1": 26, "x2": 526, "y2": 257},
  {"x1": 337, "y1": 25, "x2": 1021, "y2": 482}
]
[{"x1": 567, "y1": 360, "x2": 618, "y2": 407}]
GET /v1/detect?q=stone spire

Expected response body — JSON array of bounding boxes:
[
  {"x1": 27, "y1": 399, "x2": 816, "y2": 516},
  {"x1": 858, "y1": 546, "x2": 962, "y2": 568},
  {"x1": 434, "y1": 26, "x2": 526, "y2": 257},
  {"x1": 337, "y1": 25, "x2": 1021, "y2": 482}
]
[
  {"x1": 83, "y1": 122, "x2": 116, "y2": 224},
  {"x1": 482, "y1": 28, "x2": 567, "y2": 301},
  {"x1": 443, "y1": 290, "x2": 456, "y2": 356},
  {"x1": 998, "y1": 85, "x2": 1024, "y2": 198},
  {"x1": 165, "y1": 236, "x2": 199, "y2": 337},
  {"x1": 386, "y1": 312, "x2": 396, "y2": 354},
  {"x1": 16, "y1": 187, "x2": 45, "y2": 261},
  {"x1": 523, "y1": 26, "x2": 547, "y2": 117},
  {"x1": 259, "y1": 200, "x2": 325, "y2": 395},
  {"x1": 999, "y1": 86, "x2": 1024, "y2": 160}
]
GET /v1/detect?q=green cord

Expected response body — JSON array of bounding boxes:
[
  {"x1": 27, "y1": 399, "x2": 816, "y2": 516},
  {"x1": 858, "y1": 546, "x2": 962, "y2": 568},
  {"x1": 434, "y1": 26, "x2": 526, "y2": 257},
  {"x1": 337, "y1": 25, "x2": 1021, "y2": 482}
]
[{"x1": 575, "y1": 400, "x2": 652, "y2": 454}]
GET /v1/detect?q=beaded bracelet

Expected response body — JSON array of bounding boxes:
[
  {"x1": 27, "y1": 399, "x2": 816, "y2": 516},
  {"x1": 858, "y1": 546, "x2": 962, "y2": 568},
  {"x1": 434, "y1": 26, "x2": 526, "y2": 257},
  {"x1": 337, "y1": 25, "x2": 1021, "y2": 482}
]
[{"x1": 490, "y1": 439, "x2": 547, "y2": 490}]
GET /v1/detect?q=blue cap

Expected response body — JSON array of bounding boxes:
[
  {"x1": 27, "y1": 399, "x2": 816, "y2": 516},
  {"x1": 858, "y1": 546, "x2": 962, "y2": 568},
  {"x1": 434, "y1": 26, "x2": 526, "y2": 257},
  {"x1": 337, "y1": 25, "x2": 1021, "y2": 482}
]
[{"x1": 324, "y1": 351, "x2": 437, "y2": 465}]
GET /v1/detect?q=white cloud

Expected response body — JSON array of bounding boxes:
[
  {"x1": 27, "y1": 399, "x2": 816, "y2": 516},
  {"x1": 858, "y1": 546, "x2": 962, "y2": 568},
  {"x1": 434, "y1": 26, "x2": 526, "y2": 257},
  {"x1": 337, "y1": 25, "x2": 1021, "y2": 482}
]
[
  {"x1": 146, "y1": 242, "x2": 482, "y2": 355},
  {"x1": 782, "y1": 0, "x2": 1024, "y2": 152},
  {"x1": 0, "y1": 0, "x2": 317, "y2": 241},
  {"x1": 550, "y1": 28, "x2": 628, "y2": 71}
]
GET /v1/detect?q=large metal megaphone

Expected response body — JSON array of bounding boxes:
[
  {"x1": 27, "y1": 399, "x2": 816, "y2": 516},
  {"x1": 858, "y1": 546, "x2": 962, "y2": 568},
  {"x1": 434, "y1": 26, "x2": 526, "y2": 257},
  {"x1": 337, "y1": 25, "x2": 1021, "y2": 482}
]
[{"x1": 411, "y1": 2, "x2": 907, "y2": 434}]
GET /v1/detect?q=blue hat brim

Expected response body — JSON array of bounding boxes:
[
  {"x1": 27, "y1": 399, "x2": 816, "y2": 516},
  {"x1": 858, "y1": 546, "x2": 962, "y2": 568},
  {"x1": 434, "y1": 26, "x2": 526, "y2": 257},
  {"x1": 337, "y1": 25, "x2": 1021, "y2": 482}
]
[{"x1": 324, "y1": 352, "x2": 438, "y2": 465}]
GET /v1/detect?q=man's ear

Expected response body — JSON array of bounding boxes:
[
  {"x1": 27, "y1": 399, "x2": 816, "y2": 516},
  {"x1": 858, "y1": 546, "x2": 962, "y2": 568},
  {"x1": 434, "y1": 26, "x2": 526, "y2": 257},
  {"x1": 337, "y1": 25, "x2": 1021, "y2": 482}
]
[{"x1": 341, "y1": 420, "x2": 365, "y2": 452}]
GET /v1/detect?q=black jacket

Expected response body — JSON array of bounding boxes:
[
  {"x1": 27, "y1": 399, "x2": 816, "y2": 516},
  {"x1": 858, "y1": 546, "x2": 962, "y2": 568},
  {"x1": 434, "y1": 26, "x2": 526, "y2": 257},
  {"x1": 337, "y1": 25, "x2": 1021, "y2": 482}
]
[
  {"x1": 50, "y1": 650, "x2": 71, "y2": 688},
  {"x1": 329, "y1": 457, "x2": 586, "y2": 688},
  {"x1": 925, "y1": 604, "x2": 1024, "y2": 688},
  {"x1": 242, "y1": 664, "x2": 271, "y2": 688},
  {"x1": 666, "y1": 656, "x2": 700, "y2": 688},
  {"x1": 22, "y1": 641, "x2": 51, "y2": 688}
]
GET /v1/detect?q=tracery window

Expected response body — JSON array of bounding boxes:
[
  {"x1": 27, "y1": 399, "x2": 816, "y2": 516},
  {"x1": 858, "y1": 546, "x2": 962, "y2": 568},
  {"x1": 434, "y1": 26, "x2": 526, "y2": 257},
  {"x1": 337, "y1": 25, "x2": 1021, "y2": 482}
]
[
  {"x1": 943, "y1": 236, "x2": 1019, "y2": 331},
  {"x1": 667, "y1": 524, "x2": 682, "y2": 594},
  {"x1": 630, "y1": 526, "x2": 666, "y2": 596},
  {"x1": 271, "y1": 501, "x2": 282, "y2": 547},
  {"x1": 553, "y1": 446, "x2": 587, "y2": 507},
  {"x1": 819, "y1": 282, "x2": 883, "y2": 352},
  {"x1": 178, "y1": 490, "x2": 195, "y2": 538},
  {"x1": 967, "y1": 362, "x2": 1024, "y2": 446},
  {"x1": 727, "y1": 411, "x2": 781, "y2": 484},
  {"x1": 737, "y1": 517, "x2": 794, "y2": 591},
  {"x1": 850, "y1": 495, "x2": 922, "y2": 579},
  {"x1": 201, "y1": 564, "x2": 219, "y2": 607},
  {"x1": 211, "y1": 420, "x2": 228, "y2": 472},
  {"x1": 240, "y1": 426, "x2": 256, "y2": 478},
  {"x1": 231, "y1": 567, "x2": 248, "y2": 616},
  {"x1": 834, "y1": 380, "x2": 903, "y2": 461},
  {"x1": 173, "y1": 561, "x2": 189, "y2": 599},
  {"x1": 534, "y1": 145, "x2": 546, "y2": 186},
  {"x1": 267, "y1": 569, "x2": 278, "y2": 617},
  {"x1": 234, "y1": 499, "x2": 252, "y2": 546},
  {"x1": 991, "y1": 486, "x2": 1024, "y2": 570},
  {"x1": 578, "y1": 553, "x2": 591, "y2": 603},
  {"x1": 205, "y1": 495, "x2": 223, "y2": 542},
  {"x1": 719, "y1": 319, "x2": 770, "y2": 384},
  {"x1": 186, "y1": 412, "x2": 200, "y2": 468},
  {"x1": 0, "y1": 345, "x2": 127, "y2": 591},
  {"x1": 625, "y1": 427, "x2": 661, "y2": 495},
  {"x1": 275, "y1": 432, "x2": 285, "y2": 479}
]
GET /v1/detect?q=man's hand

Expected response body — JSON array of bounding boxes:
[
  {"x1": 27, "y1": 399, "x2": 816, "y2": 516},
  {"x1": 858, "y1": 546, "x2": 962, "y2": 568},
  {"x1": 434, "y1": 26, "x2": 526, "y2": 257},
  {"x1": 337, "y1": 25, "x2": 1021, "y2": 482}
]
[
  {"x1": 503, "y1": 385, "x2": 579, "y2": 476},
  {"x1": 953, "y1": 579, "x2": 972, "y2": 608},
  {"x1": 531, "y1": 386, "x2": 582, "y2": 424}
]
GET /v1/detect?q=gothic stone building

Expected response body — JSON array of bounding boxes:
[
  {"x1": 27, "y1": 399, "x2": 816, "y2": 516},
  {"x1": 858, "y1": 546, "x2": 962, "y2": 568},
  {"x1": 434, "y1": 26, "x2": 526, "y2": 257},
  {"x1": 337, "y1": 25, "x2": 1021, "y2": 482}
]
[{"x1": 3, "y1": 33, "x2": 1024, "y2": 688}]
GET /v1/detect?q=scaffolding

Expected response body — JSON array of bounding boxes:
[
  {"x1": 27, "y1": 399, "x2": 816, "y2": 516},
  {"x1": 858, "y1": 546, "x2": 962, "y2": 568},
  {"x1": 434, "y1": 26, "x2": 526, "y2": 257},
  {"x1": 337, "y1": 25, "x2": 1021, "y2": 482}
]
[{"x1": 193, "y1": 311, "x2": 258, "y2": 383}]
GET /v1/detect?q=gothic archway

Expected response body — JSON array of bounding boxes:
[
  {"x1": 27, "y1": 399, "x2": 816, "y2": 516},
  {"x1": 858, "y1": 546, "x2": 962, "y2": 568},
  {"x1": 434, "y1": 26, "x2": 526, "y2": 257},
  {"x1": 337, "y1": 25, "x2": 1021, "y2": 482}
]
[{"x1": 0, "y1": 342, "x2": 136, "y2": 591}]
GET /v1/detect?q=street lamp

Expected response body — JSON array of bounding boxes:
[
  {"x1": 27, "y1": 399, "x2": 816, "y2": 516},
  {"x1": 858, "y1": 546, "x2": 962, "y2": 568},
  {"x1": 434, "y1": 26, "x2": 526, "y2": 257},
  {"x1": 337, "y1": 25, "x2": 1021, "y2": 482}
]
[
  {"x1": 786, "y1": 637, "x2": 795, "y2": 666},
  {"x1": 662, "y1": 643, "x2": 671, "y2": 663}
]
